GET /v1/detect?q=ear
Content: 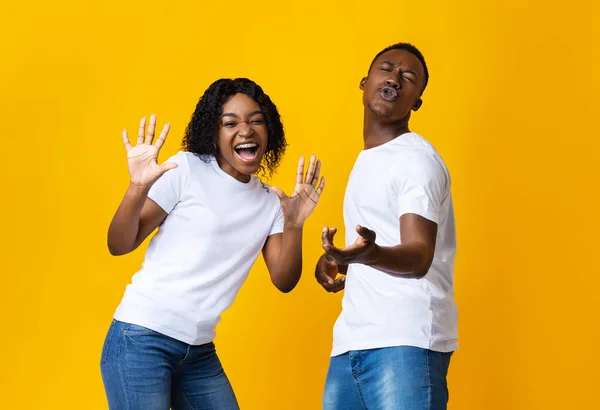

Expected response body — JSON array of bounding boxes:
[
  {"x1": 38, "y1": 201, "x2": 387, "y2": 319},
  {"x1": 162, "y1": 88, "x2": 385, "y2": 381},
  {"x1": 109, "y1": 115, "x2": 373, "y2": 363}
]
[
  {"x1": 359, "y1": 77, "x2": 367, "y2": 90},
  {"x1": 412, "y1": 97, "x2": 423, "y2": 111}
]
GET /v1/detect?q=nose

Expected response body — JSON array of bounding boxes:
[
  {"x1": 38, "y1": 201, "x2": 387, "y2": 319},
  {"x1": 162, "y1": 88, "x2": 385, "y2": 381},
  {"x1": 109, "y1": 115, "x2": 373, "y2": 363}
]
[
  {"x1": 385, "y1": 77, "x2": 400, "y2": 89},
  {"x1": 238, "y1": 121, "x2": 254, "y2": 137}
]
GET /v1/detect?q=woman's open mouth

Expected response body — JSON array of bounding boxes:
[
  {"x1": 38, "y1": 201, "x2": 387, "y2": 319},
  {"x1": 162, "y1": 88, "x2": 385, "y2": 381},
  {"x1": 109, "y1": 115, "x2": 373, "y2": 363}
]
[{"x1": 234, "y1": 142, "x2": 260, "y2": 162}]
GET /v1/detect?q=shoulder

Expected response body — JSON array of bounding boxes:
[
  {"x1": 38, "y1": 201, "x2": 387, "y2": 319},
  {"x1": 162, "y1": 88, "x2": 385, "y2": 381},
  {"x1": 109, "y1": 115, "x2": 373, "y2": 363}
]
[
  {"x1": 161, "y1": 151, "x2": 191, "y2": 171},
  {"x1": 390, "y1": 136, "x2": 449, "y2": 186},
  {"x1": 254, "y1": 178, "x2": 281, "y2": 199},
  {"x1": 176, "y1": 151, "x2": 210, "y2": 167},
  {"x1": 178, "y1": 152, "x2": 218, "y2": 176},
  {"x1": 252, "y1": 178, "x2": 284, "y2": 212}
]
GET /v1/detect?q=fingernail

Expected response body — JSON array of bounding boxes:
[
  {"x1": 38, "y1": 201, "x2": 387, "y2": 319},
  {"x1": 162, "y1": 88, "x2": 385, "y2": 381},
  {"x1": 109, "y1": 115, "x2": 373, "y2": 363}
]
[
  {"x1": 323, "y1": 227, "x2": 327, "y2": 232},
  {"x1": 341, "y1": 277, "x2": 345, "y2": 282}
]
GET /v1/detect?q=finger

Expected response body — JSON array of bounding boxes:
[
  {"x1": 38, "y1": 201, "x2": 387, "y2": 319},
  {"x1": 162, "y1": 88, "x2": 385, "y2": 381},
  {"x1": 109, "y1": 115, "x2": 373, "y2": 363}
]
[
  {"x1": 154, "y1": 122, "x2": 170, "y2": 150},
  {"x1": 322, "y1": 228, "x2": 343, "y2": 259},
  {"x1": 328, "y1": 227, "x2": 338, "y2": 243},
  {"x1": 296, "y1": 156, "x2": 305, "y2": 185},
  {"x1": 324, "y1": 242, "x2": 364, "y2": 263},
  {"x1": 270, "y1": 186, "x2": 286, "y2": 200},
  {"x1": 322, "y1": 226, "x2": 334, "y2": 248},
  {"x1": 316, "y1": 176, "x2": 326, "y2": 196},
  {"x1": 330, "y1": 279, "x2": 346, "y2": 293},
  {"x1": 324, "y1": 256, "x2": 338, "y2": 269},
  {"x1": 122, "y1": 129, "x2": 133, "y2": 151},
  {"x1": 356, "y1": 225, "x2": 376, "y2": 242},
  {"x1": 311, "y1": 160, "x2": 321, "y2": 188},
  {"x1": 145, "y1": 114, "x2": 156, "y2": 144},
  {"x1": 315, "y1": 269, "x2": 335, "y2": 285},
  {"x1": 324, "y1": 277, "x2": 346, "y2": 293},
  {"x1": 158, "y1": 162, "x2": 178, "y2": 176},
  {"x1": 304, "y1": 154, "x2": 316, "y2": 184},
  {"x1": 330, "y1": 284, "x2": 345, "y2": 293},
  {"x1": 137, "y1": 117, "x2": 146, "y2": 145}
]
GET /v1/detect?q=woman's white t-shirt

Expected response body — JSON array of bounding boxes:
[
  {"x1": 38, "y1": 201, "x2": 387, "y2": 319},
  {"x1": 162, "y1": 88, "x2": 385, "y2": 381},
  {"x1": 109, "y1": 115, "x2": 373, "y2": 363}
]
[{"x1": 114, "y1": 152, "x2": 284, "y2": 345}]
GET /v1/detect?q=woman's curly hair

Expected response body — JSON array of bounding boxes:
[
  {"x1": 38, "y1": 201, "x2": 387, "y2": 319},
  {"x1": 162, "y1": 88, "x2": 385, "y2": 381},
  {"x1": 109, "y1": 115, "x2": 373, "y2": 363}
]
[{"x1": 182, "y1": 78, "x2": 286, "y2": 176}]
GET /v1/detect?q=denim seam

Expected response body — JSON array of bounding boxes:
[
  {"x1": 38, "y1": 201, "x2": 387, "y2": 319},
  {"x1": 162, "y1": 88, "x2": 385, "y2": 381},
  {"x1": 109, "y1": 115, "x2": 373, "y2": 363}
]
[
  {"x1": 179, "y1": 344, "x2": 192, "y2": 368},
  {"x1": 100, "y1": 320, "x2": 116, "y2": 366},
  {"x1": 176, "y1": 389, "x2": 195, "y2": 410},
  {"x1": 426, "y1": 350, "x2": 432, "y2": 410},
  {"x1": 351, "y1": 352, "x2": 369, "y2": 410},
  {"x1": 117, "y1": 328, "x2": 130, "y2": 410}
]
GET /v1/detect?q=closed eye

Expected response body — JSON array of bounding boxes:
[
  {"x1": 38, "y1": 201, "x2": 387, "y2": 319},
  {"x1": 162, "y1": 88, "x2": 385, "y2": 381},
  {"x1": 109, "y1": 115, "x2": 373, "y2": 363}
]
[{"x1": 224, "y1": 122, "x2": 237, "y2": 127}]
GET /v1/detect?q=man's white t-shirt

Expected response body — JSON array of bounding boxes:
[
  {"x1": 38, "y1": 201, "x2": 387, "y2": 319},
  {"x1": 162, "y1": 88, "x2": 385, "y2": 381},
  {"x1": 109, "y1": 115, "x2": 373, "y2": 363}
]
[
  {"x1": 331, "y1": 132, "x2": 458, "y2": 356},
  {"x1": 114, "y1": 151, "x2": 284, "y2": 345}
]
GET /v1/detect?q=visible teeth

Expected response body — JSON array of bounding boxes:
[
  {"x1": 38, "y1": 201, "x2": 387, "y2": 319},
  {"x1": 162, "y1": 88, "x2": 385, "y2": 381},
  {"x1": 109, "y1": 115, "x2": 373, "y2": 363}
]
[{"x1": 235, "y1": 143, "x2": 257, "y2": 149}]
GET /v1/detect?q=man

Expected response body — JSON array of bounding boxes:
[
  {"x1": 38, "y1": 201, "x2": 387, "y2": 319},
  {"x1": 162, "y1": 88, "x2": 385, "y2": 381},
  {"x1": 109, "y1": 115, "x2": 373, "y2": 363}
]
[{"x1": 315, "y1": 43, "x2": 457, "y2": 410}]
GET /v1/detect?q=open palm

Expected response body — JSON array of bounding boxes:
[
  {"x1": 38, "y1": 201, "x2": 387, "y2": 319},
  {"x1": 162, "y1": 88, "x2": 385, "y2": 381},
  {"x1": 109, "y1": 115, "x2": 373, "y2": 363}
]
[
  {"x1": 122, "y1": 114, "x2": 177, "y2": 188},
  {"x1": 271, "y1": 155, "x2": 325, "y2": 228}
]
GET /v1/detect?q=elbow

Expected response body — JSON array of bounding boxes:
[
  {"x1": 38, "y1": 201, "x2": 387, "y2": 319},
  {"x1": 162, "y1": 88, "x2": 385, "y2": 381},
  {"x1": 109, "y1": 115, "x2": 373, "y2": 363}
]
[
  {"x1": 271, "y1": 273, "x2": 299, "y2": 293},
  {"x1": 277, "y1": 284, "x2": 296, "y2": 294},
  {"x1": 107, "y1": 240, "x2": 132, "y2": 256},
  {"x1": 411, "y1": 257, "x2": 434, "y2": 279},
  {"x1": 274, "y1": 279, "x2": 297, "y2": 293},
  {"x1": 108, "y1": 245, "x2": 126, "y2": 256}
]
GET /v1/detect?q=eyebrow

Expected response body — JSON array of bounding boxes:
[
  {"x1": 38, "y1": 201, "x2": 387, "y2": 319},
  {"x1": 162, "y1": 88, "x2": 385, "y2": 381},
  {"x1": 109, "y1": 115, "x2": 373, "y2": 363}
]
[
  {"x1": 221, "y1": 110, "x2": 264, "y2": 119},
  {"x1": 381, "y1": 61, "x2": 419, "y2": 78}
]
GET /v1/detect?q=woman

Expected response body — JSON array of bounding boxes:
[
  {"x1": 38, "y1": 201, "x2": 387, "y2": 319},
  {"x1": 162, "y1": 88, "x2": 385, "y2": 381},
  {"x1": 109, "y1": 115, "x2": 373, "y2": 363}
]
[{"x1": 101, "y1": 78, "x2": 325, "y2": 409}]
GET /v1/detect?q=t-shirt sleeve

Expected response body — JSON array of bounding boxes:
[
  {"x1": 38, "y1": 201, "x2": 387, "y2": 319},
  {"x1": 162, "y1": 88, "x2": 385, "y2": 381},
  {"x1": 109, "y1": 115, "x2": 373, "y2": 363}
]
[
  {"x1": 392, "y1": 153, "x2": 447, "y2": 224},
  {"x1": 268, "y1": 201, "x2": 285, "y2": 236},
  {"x1": 147, "y1": 151, "x2": 189, "y2": 214}
]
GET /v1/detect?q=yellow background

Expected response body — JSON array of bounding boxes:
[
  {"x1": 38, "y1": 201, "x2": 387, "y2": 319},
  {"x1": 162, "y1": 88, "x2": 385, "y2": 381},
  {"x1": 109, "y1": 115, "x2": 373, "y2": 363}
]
[{"x1": 1, "y1": 0, "x2": 599, "y2": 408}]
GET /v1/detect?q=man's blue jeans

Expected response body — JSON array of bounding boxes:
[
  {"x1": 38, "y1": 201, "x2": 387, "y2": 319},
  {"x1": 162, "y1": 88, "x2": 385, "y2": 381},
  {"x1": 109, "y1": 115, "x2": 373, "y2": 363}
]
[{"x1": 323, "y1": 346, "x2": 452, "y2": 410}]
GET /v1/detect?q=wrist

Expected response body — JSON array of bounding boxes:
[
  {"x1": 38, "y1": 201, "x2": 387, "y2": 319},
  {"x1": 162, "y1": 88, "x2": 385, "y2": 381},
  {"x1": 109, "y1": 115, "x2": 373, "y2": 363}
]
[
  {"x1": 283, "y1": 222, "x2": 304, "y2": 232},
  {"x1": 360, "y1": 244, "x2": 380, "y2": 265},
  {"x1": 127, "y1": 182, "x2": 151, "y2": 196}
]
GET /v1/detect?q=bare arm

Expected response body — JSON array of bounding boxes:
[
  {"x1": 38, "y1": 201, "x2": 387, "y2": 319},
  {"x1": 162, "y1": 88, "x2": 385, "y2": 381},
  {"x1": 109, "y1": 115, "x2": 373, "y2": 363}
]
[
  {"x1": 107, "y1": 114, "x2": 177, "y2": 255},
  {"x1": 322, "y1": 213, "x2": 437, "y2": 279},
  {"x1": 262, "y1": 155, "x2": 325, "y2": 292},
  {"x1": 261, "y1": 228, "x2": 302, "y2": 293},
  {"x1": 107, "y1": 189, "x2": 167, "y2": 255}
]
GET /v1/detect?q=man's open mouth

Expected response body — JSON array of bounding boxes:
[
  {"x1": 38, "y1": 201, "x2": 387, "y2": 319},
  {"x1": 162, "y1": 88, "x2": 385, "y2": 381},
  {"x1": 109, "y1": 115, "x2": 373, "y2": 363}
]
[{"x1": 379, "y1": 86, "x2": 398, "y2": 102}]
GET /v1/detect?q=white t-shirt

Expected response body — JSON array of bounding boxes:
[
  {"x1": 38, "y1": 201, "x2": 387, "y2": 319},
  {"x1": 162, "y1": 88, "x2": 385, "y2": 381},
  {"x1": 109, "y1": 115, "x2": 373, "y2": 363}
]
[
  {"x1": 331, "y1": 132, "x2": 458, "y2": 356},
  {"x1": 114, "y1": 152, "x2": 284, "y2": 345}
]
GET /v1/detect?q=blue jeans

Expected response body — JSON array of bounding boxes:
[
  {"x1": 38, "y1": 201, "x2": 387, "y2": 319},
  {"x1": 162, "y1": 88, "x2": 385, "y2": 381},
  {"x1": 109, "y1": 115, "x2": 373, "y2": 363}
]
[
  {"x1": 100, "y1": 320, "x2": 239, "y2": 410},
  {"x1": 323, "y1": 346, "x2": 452, "y2": 410}
]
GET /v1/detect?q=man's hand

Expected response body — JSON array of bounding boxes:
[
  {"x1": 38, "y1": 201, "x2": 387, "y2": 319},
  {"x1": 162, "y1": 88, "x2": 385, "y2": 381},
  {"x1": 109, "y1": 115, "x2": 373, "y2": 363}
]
[
  {"x1": 314, "y1": 253, "x2": 346, "y2": 293},
  {"x1": 322, "y1": 225, "x2": 378, "y2": 265}
]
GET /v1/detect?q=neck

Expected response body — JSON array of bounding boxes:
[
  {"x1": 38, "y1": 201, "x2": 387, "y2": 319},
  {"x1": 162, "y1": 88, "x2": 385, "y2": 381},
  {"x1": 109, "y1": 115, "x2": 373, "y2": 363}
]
[
  {"x1": 362, "y1": 109, "x2": 411, "y2": 150},
  {"x1": 216, "y1": 155, "x2": 251, "y2": 183}
]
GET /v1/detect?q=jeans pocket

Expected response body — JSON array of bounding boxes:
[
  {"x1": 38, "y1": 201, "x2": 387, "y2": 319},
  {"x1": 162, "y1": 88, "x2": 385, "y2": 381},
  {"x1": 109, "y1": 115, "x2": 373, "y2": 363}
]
[
  {"x1": 100, "y1": 320, "x2": 116, "y2": 366},
  {"x1": 123, "y1": 322, "x2": 158, "y2": 336}
]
